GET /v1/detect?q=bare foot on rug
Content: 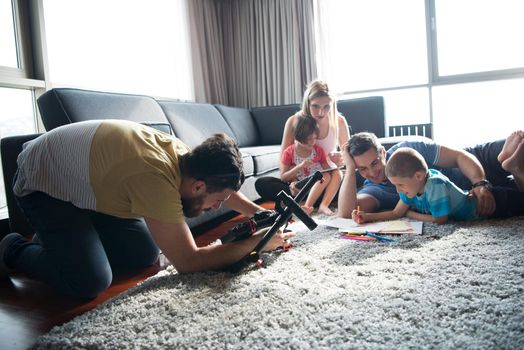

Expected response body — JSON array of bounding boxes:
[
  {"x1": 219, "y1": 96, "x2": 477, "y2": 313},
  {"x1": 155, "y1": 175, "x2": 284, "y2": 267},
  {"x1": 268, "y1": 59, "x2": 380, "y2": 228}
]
[
  {"x1": 318, "y1": 206, "x2": 335, "y2": 216},
  {"x1": 301, "y1": 205, "x2": 314, "y2": 215},
  {"x1": 498, "y1": 130, "x2": 524, "y2": 163},
  {"x1": 502, "y1": 139, "x2": 524, "y2": 191}
]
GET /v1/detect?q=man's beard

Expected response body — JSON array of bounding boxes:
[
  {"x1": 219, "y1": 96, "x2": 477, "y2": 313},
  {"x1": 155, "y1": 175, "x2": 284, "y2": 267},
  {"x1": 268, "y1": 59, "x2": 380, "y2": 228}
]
[{"x1": 181, "y1": 193, "x2": 210, "y2": 218}]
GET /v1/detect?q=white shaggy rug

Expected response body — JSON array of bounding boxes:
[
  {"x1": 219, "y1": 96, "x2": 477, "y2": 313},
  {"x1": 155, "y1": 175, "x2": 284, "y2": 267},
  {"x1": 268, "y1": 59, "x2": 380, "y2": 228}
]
[{"x1": 32, "y1": 216, "x2": 524, "y2": 349}]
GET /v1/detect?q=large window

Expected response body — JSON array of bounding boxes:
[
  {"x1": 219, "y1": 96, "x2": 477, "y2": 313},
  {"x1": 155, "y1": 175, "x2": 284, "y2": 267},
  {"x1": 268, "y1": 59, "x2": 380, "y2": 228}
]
[
  {"x1": 433, "y1": 78, "x2": 524, "y2": 147},
  {"x1": 316, "y1": 0, "x2": 428, "y2": 93},
  {"x1": 0, "y1": 0, "x2": 38, "y2": 220},
  {"x1": 435, "y1": 0, "x2": 524, "y2": 76},
  {"x1": 0, "y1": 0, "x2": 18, "y2": 68},
  {"x1": 43, "y1": 0, "x2": 194, "y2": 100},
  {"x1": 316, "y1": 0, "x2": 524, "y2": 146},
  {"x1": 0, "y1": 88, "x2": 36, "y2": 217}
]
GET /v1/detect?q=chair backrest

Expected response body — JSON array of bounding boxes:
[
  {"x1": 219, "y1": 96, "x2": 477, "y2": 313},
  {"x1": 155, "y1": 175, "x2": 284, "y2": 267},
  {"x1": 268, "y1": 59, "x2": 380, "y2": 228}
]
[
  {"x1": 1, "y1": 134, "x2": 41, "y2": 236},
  {"x1": 388, "y1": 123, "x2": 432, "y2": 139}
]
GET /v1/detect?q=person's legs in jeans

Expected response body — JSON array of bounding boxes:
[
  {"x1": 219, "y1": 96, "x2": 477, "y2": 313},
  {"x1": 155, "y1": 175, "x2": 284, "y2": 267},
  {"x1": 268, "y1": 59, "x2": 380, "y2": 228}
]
[
  {"x1": 9, "y1": 191, "x2": 112, "y2": 299},
  {"x1": 490, "y1": 186, "x2": 524, "y2": 218},
  {"x1": 498, "y1": 135, "x2": 524, "y2": 191},
  {"x1": 255, "y1": 176, "x2": 291, "y2": 201},
  {"x1": 91, "y1": 213, "x2": 159, "y2": 270},
  {"x1": 464, "y1": 139, "x2": 515, "y2": 188}
]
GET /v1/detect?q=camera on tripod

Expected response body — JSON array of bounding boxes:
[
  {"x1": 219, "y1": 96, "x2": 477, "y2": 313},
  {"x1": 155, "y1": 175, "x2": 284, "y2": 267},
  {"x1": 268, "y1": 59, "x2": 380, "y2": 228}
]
[{"x1": 222, "y1": 171, "x2": 324, "y2": 273}]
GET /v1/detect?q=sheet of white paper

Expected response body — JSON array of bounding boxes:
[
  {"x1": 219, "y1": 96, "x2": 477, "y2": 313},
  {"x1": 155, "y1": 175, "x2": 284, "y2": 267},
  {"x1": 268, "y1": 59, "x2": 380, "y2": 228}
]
[
  {"x1": 406, "y1": 221, "x2": 423, "y2": 234},
  {"x1": 316, "y1": 217, "x2": 360, "y2": 230},
  {"x1": 317, "y1": 217, "x2": 423, "y2": 235}
]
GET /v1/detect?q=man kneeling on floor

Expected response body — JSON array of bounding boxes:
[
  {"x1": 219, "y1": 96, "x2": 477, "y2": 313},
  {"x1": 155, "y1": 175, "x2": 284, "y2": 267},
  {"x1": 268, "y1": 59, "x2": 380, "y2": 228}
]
[{"x1": 0, "y1": 120, "x2": 294, "y2": 298}]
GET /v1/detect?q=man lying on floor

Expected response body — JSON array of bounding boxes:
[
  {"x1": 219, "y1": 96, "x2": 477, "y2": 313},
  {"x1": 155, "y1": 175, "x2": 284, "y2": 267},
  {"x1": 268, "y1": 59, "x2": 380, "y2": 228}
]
[{"x1": 338, "y1": 130, "x2": 524, "y2": 219}]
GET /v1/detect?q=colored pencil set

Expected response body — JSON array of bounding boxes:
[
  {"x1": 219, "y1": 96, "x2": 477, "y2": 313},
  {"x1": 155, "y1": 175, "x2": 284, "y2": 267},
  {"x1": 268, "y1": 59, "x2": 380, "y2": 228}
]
[{"x1": 340, "y1": 231, "x2": 397, "y2": 243}]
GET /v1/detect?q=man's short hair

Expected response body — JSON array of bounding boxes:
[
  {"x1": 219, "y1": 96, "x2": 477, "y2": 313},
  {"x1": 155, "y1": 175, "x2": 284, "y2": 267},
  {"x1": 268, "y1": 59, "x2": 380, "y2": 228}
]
[
  {"x1": 385, "y1": 147, "x2": 428, "y2": 178},
  {"x1": 294, "y1": 114, "x2": 319, "y2": 144},
  {"x1": 180, "y1": 133, "x2": 245, "y2": 193},
  {"x1": 347, "y1": 132, "x2": 383, "y2": 157}
]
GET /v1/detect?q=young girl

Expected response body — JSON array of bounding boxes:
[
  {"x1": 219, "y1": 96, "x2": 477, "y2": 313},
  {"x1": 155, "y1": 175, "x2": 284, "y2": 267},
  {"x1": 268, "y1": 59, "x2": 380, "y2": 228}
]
[{"x1": 280, "y1": 114, "x2": 338, "y2": 215}]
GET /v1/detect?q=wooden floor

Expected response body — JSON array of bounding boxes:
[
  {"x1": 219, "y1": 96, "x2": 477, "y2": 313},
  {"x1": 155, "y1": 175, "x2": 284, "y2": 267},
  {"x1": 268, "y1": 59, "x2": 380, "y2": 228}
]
[{"x1": 0, "y1": 205, "x2": 272, "y2": 350}]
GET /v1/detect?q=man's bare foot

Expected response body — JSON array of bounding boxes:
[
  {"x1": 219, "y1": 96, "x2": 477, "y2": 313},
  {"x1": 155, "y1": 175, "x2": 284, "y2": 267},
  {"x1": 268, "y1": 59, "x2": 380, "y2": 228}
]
[
  {"x1": 301, "y1": 205, "x2": 314, "y2": 215},
  {"x1": 502, "y1": 140, "x2": 524, "y2": 191},
  {"x1": 318, "y1": 206, "x2": 335, "y2": 216},
  {"x1": 498, "y1": 130, "x2": 524, "y2": 163}
]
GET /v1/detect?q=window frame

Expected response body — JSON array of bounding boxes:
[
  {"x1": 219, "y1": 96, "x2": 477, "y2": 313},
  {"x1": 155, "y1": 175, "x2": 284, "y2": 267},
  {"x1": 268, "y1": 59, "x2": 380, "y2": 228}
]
[
  {"x1": 0, "y1": 0, "x2": 47, "y2": 220},
  {"x1": 428, "y1": 0, "x2": 524, "y2": 85},
  {"x1": 0, "y1": 0, "x2": 47, "y2": 122},
  {"x1": 329, "y1": 0, "x2": 524, "y2": 140}
]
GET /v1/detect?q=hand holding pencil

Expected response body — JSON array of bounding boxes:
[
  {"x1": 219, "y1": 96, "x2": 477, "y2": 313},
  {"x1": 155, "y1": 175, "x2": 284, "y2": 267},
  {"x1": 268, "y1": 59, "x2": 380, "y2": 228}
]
[{"x1": 351, "y1": 206, "x2": 366, "y2": 224}]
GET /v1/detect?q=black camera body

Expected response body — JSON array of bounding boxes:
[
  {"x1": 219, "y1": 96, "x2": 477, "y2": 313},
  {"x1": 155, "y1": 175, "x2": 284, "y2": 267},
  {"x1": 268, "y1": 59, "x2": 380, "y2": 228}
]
[{"x1": 219, "y1": 209, "x2": 277, "y2": 244}]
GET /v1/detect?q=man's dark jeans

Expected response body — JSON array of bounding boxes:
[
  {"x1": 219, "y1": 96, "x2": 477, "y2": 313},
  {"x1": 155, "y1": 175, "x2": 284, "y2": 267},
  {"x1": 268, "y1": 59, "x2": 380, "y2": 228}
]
[{"x1": 10, "y1": 191, "x2": 159, "y2": 299}]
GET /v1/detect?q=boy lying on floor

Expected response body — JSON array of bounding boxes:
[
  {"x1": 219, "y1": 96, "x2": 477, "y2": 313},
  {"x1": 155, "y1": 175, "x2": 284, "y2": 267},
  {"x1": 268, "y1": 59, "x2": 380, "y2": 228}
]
[{"x1": 352, "y1": 147, "x2": 524, "y2": 225}]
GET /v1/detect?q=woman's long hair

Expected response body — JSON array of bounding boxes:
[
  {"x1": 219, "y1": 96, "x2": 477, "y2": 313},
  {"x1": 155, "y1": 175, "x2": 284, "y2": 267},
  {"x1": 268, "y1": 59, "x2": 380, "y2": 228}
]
[{"x1": 300, "y1": 79, "x2": 338, "y2": 140}]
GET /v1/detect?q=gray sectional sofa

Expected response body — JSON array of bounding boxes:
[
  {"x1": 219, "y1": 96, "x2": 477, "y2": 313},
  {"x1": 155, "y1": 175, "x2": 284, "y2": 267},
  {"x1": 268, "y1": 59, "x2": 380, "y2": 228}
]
[{"x1": 1, "y1": 88, "x2": 392, "y2": 236}]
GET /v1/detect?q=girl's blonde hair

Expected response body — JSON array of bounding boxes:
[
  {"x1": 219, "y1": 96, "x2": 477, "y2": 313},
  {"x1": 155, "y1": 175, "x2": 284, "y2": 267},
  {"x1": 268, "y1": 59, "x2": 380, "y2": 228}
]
[{"x1": 300, "y1": 79, "x2": 338, "y2": 138}]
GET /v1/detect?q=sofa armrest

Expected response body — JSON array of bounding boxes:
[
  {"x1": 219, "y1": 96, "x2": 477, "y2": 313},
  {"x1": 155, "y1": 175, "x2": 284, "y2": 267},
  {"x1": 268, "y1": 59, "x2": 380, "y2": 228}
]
[{"x1": 1, "y1": 134, "x2": 42, "y2": 236}]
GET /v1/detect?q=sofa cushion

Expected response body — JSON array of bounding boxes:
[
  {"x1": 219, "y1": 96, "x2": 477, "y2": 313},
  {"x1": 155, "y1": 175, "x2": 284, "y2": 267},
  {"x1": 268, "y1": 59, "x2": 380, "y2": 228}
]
[
  {"x1": 37, "y1": 88, "x2": 168, "y2": 131},
  {"x1": 241, "y1": 145, "x2": 281, "y2": 176},
  {"x1": 337, "y1": 96, "x2": 385, "y2": 138},
  {"x1": 158, "y1": 101, "x2": 236, "y2": 149},
  {"x1": 214, "y1": 105, "x2": 260, "y2": 147},
  {"x1": 250, "y1": 103, "x2": 300, "y2": 145}
]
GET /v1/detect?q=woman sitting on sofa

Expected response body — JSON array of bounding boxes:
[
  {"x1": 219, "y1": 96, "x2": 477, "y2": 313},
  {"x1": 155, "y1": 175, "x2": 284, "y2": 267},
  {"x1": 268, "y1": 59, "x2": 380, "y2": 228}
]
[{"x1": 255, "y1": 79, "x2": 350, "y2": 205}]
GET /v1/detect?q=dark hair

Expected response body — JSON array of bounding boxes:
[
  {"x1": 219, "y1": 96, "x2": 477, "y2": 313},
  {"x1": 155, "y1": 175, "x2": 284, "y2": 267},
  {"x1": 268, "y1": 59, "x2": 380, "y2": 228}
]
[
  {"x1": 385, "y1": 147, "x2": 428, "y2": 178},
  {"x1": 347, "y1": 132, "x2": 383, "y2": 156},
  {"x1": 294, "y1": 114, "x2": 319, "y2": 144},
  {"x1": 180, "y1": 133, "x2": 245, "y2": 193}
]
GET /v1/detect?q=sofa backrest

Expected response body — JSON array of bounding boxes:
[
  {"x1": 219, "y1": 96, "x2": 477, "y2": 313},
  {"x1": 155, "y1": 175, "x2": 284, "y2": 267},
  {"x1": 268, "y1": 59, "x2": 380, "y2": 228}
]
[
  {"x1": 158, "y1": 101, "x2": 237, "y2": 150},
  {"x1": 214, "y1": 104, "x2": 260, "y2": 147},
  {"x1": 249, "y1": 96, "x2": 386, "y2": 145},
  {"x1": 337, "y1": 96, "x2": 385, "y2": 138},
  {"x1": 250, "y1": 103, "x2": 301, "y2": 146},
  {"x1": 37, "y1": 88, "x2": 386, "y2": 147},
  {"x1": 37, "y1": 88, "x2": 168, "y2": 131}
]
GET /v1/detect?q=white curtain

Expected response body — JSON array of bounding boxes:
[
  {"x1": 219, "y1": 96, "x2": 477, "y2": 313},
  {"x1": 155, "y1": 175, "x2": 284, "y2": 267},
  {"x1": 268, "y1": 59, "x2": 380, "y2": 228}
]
[{"x1": 187, "y1": 0, "x2": 317, "y2": 107}]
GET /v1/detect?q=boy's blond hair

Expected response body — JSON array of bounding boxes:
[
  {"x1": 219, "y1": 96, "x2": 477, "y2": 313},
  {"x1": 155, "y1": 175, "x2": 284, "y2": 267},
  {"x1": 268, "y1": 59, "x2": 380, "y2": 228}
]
[{"x1": 385, "y1": 147, "x2": 428, "y2": 178}]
